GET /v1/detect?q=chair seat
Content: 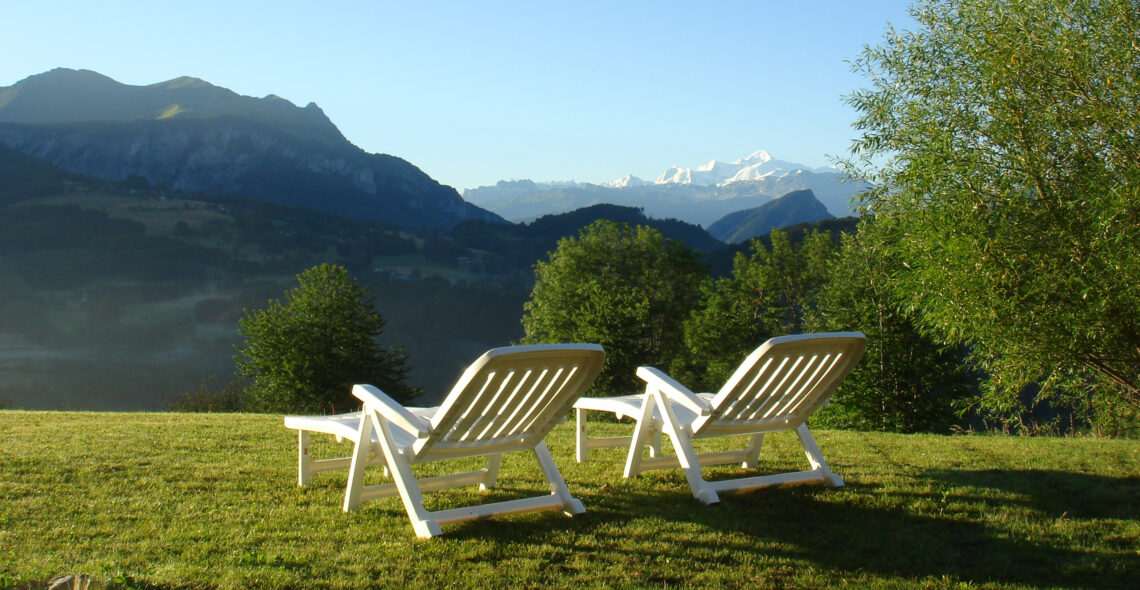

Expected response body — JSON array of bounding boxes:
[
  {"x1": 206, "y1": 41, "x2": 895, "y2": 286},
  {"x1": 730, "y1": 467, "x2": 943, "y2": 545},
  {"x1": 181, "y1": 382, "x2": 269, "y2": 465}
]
[
  {"x1": 284, "y1": 407, "x2": 438, "y2": 450},
  {"x1": 574, "y1": 393, "x2": 715, "y2": 424}
]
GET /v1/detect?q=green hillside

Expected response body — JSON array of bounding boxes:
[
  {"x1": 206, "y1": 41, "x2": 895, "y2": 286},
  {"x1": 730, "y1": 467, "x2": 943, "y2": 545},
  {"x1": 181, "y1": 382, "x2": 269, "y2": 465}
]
[
  {"x1": 0, "y1": 143, "x2": 72, "y2": 204},
  {"x1": 2, "y1": 411, "x2": 1137, "y2": 589}
]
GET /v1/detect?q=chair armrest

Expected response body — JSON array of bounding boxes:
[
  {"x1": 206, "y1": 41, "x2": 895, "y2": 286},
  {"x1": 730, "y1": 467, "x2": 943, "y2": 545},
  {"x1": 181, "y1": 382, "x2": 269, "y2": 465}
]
[
  {"x1": 352, "y1": 384, "x2": 431, "y2": 438},
  {"x1": 636, "y1": 366, "x2": 711, "y2": 416}
]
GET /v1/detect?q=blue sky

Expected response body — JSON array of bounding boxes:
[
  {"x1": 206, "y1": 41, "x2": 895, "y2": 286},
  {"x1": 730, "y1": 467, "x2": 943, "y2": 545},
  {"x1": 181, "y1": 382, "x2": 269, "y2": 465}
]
[{"x1": 2, "y1": 1, "x2": 914, "y2": 191}]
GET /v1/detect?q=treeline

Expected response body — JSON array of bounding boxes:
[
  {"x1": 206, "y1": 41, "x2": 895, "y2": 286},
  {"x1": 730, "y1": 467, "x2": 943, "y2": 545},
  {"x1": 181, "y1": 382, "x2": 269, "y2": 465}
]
[{"x1": 520, "y1": 215, "x2": 1138, "y2": 436}]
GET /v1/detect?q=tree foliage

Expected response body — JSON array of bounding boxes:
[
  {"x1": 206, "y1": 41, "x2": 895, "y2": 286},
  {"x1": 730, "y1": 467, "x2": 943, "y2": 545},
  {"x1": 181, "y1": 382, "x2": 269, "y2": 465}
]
[
  {"x1": 235, "y1": 263, "x2": 416, "y2": 413},
  {"x1": 846, "y1": 0, "x2": 1140, "y2": 432},
  {"x1": 521, "y1": 220, "x2": 706, "y2": 395},
  {"x1": 808, "y1": 225, "x2": 978, "y2": 433}
]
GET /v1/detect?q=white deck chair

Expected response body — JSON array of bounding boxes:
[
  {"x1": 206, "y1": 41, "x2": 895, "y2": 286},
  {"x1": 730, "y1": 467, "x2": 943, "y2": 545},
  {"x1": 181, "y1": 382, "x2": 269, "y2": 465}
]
[
  {"x1": 573, "y1": 332, "x2": 865, "y2": 504},
  {"x1": 284, "y1": 343, "x2": 604, "y2": 538}
]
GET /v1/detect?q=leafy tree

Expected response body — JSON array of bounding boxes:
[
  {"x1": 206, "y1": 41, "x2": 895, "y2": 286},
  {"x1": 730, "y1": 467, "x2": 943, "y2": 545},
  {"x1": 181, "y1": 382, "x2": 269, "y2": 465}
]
[
  {"x1": 521, "y1": 220, "x2": 706, "y2": 395},
  {"x1": 235, "y1": 263, "x2": 416, "y2": 413},
  {"x1": 808, "y1": 225, "x2": 978, "y2": 433},
  {"x1": 846, "y1": 0, "x2": 1140, "y2": 433},
  {"x1": 674, "y1": 229, "x2": 836, "y2": 390}
]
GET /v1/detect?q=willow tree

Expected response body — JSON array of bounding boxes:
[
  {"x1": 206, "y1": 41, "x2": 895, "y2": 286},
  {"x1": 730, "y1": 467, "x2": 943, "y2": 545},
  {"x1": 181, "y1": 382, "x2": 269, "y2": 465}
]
[
  {"x1": 847, "y1": 0, "x2": 1140, "y2": 432},
  {"x1": 808, "y1": 225, "x2": 978, "y2": 433}
]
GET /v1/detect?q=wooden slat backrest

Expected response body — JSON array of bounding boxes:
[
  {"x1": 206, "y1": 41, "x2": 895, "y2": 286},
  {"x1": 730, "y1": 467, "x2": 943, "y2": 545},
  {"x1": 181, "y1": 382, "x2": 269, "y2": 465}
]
[
  {"x1": 694, "y1": 333, "x2": 866, "y2": 437},
  {"x1": 414, "y1": 344, "x2": 604, "y2": 458}
]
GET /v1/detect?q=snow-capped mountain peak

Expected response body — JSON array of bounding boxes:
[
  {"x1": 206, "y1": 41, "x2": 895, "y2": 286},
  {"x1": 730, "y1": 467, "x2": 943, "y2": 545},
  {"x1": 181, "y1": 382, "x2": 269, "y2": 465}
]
[
  {"x1": 649, "y1": 150, "x2": 810, "y2": 188},
  {"x1": 737, "y1": 150, "x2": 773, "y2": 165},
  {"x1": 695, "y1": 159, "x2": 719, "y2": 172},
  {"x1": 604, "y1": 174, "x2": 646, "y2": 189}
]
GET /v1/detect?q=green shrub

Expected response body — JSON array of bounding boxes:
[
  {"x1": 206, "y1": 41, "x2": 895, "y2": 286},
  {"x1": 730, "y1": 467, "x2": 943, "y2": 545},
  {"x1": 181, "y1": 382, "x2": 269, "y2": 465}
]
[
  {"x1": 235, "y1": 263, "x2": 417, "y2": 414},
  {"x1": 167, "y1": 378, "x2": 247, "y2": 413}
]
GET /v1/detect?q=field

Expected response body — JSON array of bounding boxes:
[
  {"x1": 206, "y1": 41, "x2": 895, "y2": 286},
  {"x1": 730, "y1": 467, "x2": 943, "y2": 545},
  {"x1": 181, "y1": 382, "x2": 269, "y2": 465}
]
[{"x1": 1, "y1": 411, "x2": 1137, "y2": 589}]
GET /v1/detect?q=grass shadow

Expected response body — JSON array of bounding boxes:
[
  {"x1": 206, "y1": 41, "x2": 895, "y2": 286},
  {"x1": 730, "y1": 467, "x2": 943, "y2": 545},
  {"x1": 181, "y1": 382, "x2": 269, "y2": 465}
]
[
  {"x1": 512, "y1": 472, "x2": 1140, "y2": 589},
  {"x1": 925, "y1": 468, "x2": 1140, "y2": 520}
]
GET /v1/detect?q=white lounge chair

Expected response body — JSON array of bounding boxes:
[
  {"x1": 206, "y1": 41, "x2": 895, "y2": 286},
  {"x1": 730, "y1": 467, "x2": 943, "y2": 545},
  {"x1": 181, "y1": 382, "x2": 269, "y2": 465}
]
[
  {"x1": 284, "y1": 343, "x2": 604, "y2": 538},
  {"x1": 573, "y1": 332, "x2": 865, "y2": 504}
]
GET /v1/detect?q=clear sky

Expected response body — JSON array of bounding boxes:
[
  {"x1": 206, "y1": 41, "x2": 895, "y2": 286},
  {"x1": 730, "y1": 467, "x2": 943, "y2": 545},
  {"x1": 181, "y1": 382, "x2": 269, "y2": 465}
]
[{"x1": 1, "y1": 1, "x2": 914, "y2": 192}]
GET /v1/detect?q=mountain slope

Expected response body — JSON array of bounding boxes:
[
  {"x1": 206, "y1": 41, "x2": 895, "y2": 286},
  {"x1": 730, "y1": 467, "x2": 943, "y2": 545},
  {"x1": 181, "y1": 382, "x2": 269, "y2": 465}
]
[
  {"x1": 707, "y1": 189, "x2": 834, "y2": 243},
  {"x1": 0, "y1": 150, "x2": 727, "y2": 409},
  {"x1": 448, "y1": 203, "x2": 725, "y2": 274},
  {"x1": 524, "y1": 204, "x2": 724, "y2": 251},
  {"x1": 0, "y1": 69, "x2": 502, "y2": 229},
  {"x1": 0, "y1": 142, "x2": 75, "y2": 204}
]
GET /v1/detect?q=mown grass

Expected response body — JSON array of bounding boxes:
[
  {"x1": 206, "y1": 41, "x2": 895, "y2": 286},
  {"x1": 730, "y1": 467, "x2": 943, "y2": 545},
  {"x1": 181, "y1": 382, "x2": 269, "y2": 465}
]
[{"x1": 1, "y1": 411, "x2": 1137, "y2": 589}]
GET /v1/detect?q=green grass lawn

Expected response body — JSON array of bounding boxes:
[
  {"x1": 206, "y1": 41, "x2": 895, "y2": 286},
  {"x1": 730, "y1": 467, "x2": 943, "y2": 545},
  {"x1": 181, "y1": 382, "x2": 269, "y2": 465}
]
[{"x1": 1, "y1": 411, "x2": 1137, "y2": 589}]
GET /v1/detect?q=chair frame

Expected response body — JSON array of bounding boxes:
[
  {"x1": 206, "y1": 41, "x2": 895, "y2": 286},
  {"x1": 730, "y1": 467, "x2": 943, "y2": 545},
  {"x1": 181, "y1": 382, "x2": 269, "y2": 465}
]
[
  {"x1": 285, "y1": 344, "x2": 604, "y2": 537},
  {"x1": 574, "y1": 332, "x2": 865, "y2": 504}
]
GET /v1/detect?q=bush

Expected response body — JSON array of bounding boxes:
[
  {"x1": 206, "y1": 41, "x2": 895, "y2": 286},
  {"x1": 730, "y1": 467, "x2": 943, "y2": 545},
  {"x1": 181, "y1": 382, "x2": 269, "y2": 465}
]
[
  {"x1": 234, "y1": 263, "x2": 417, "y2": 414},
  {"x1": 522, "y1": 220, "x2": 705, "y2": 395},
  {"x1": 168, "y1": 378, "x2": 247, "y2": 412}
]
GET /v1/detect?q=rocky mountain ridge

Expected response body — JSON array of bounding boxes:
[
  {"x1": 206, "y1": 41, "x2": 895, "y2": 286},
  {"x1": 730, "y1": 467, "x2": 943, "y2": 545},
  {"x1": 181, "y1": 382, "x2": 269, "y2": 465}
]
[{"x1": 0, "y1": 69, "x2": 502, "y2": 228}]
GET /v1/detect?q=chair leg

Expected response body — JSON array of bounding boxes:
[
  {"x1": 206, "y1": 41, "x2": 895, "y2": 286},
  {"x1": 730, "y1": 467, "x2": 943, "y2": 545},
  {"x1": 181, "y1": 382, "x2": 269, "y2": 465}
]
[
  {"x1": 654, "y1": 391, "x2": 719, "y2": 505},
  {"x1": 575, "y1": 407, "x2": 589, "y2": 463},
  {"x1": 480, "y1": 453, "x2": 503, "y2": 490},
  {"x1": 741, "y1": 433, "x2": 765, "y2": 469},
  {"x1": 649, "y1": 419, "x2": 663, "y2": 458},
  {"x1": 298, "y1": 430, "x2": 312, "y2": 486},
  {"x1": 796, "y1": 423, "x2": 843, "y2": 487},
  {"x1": 623, "y1": 392, "x2": 658, "y2": 478},
  {"x1": 368, "y1": 413, "x2": 442, "y2": 538},
  {"x1": 533, "y1": 441, "x2": 585, "y2": 516},
  {"x1": 343, "y1": 415, "x2": 374, "y2": 512}
]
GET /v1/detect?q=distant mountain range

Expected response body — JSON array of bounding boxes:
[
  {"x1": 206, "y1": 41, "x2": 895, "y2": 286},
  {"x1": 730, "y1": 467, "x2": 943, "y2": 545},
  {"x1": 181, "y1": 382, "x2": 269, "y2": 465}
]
[
  {"x1": 0, "y1": 68, "x2": 502, "y2": 228},
  {"x1": 610, "y1": 150, "x2": 835, "y2": 186},
  {"x1": 464, "y1": 150, "x2": 867, "y2": 226}
]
